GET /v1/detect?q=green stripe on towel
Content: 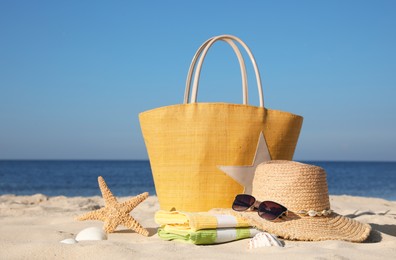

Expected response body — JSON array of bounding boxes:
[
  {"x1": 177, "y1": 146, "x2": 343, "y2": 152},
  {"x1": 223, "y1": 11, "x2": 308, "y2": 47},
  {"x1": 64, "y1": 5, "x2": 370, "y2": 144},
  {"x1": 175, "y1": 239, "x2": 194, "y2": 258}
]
[{"x1": 157, "y1": 227, "x2": 259, "y2": 245}]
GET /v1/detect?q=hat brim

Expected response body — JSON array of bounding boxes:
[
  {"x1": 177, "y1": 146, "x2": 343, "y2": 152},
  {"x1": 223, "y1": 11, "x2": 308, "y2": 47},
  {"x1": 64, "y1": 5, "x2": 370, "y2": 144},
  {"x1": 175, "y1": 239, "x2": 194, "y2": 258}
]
[{"x1": 214, "y1": 209, "x2": 371, "y2": 242}]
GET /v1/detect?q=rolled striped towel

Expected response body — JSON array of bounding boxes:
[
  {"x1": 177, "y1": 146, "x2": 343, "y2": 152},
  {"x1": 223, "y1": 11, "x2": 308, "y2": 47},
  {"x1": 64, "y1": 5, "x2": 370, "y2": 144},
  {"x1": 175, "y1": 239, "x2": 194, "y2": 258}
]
[
  {"x1": 158, "y1": 226, "x2": 260, "y2": 245},
  {"x1": 155, "y1": 210, "x2": 251, "y2": 231}
]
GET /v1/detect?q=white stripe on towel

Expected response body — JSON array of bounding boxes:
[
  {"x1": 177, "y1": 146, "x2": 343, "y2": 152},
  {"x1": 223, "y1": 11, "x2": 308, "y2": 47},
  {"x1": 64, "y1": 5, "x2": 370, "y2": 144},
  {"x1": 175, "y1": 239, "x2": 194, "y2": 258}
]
[
  {"x1": 214, "y1": 214, "x2": 238, "y2": 228},
  {"x1": 215, "y1": 229, "x2": 237, "y2": 243}
]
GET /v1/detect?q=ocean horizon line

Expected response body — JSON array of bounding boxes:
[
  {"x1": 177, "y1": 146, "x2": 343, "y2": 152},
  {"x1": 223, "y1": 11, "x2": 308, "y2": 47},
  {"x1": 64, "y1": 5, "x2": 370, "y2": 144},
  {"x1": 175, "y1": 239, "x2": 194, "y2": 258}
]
[{"x1": 1, "y1": 159, "x2": 395, "y2": 163}]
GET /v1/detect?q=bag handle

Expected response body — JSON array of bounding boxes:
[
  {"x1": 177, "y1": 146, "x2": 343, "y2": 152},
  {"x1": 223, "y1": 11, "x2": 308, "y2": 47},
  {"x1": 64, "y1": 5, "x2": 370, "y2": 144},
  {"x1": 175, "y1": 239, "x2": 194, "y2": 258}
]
[
  {"x1": 190, "y1": 35, "x2": 264, "y2": 107},
  {"x1": 184, "y1": 36, "x2": 248, "y2": 104}
]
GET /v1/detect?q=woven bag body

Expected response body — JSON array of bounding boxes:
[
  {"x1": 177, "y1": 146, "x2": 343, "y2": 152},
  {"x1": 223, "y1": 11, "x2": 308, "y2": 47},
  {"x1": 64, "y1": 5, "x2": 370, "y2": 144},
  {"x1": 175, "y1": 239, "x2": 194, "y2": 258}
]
[{"x1": 139, "y1": 35, "x2": 303, "y2": 211}]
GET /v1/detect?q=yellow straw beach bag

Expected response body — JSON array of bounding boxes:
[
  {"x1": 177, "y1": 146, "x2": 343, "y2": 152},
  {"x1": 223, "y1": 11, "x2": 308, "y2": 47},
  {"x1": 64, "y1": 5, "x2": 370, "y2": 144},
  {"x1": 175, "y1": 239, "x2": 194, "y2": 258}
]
[{"x1": 139, "y1": 35, "x2": 303, "y2": 211}]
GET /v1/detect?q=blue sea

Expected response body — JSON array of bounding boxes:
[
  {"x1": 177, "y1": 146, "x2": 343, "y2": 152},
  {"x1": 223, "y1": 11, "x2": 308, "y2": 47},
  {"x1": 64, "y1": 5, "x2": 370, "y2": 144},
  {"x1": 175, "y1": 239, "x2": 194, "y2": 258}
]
[{"x1": 0, "y1": 160, "x2": 395, "y2": 200}]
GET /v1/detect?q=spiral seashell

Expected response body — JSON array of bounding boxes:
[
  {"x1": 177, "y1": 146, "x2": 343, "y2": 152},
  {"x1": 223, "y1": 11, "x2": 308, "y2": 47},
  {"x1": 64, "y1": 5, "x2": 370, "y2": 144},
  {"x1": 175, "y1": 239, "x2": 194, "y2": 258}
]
[{"x1": 248, "y1": 232, "x2": 283, "y2": 249}]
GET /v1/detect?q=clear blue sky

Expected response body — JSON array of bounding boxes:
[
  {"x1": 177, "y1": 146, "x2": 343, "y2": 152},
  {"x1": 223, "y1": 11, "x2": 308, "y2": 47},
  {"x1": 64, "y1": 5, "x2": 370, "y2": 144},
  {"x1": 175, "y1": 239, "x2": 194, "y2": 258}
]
[{"x1": 0, "y1": 1, "x2": 395, "y2": 161}]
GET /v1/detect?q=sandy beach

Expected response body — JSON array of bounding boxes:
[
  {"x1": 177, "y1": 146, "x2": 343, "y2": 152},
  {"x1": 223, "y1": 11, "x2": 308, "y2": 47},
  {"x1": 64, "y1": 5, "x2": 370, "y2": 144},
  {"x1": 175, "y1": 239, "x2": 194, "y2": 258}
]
[{"x1": 0, "y1": 194, "x2": 395, "y2": 260}]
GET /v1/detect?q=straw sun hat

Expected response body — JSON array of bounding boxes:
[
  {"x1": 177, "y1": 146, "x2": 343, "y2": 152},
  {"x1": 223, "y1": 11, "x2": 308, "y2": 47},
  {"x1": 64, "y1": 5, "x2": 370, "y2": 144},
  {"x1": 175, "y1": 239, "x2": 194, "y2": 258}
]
[{"x1": 222, "y1": 160, "x2": 371, "y2": 242}]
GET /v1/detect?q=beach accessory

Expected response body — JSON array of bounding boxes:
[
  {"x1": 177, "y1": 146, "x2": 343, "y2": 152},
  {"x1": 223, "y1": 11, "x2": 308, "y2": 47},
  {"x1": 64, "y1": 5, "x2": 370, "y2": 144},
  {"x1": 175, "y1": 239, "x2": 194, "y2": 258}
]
[
  {"x1": 155, "y1": 210, "x2": 251, "y2": 231},
  {"x1": 76, "y1": 176, "x2": 149, "y2": 236},
  {"x1": 217, "y1": 161, "x2": 371, "y2": 242},
  {"x1": 158, "y1": 227, "x2": 259, "y2": 245},
  {"x1": 139, "y1": 35, "x2": 303, "y2": 211},
  {"x1": 232, "y1": 194, "x2": 287, "y2": 221},
  {"x1": 155, "y1": 210, "x2": 259, "y2": 244}
]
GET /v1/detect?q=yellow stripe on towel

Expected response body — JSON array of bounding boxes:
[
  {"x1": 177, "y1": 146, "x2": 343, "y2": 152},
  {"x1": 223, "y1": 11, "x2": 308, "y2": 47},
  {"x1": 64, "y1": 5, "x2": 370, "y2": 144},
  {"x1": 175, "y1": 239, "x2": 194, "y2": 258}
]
[{"x1": 155, "y1": 210, "x2": 251, "y2": 231}]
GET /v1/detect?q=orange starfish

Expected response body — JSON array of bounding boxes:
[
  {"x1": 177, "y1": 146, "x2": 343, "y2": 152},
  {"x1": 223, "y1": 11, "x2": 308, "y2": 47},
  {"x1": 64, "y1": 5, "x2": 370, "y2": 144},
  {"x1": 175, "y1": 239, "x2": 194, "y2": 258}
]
[{"x1": 77, "y1": 176, "x2": 149, "y2": 236}]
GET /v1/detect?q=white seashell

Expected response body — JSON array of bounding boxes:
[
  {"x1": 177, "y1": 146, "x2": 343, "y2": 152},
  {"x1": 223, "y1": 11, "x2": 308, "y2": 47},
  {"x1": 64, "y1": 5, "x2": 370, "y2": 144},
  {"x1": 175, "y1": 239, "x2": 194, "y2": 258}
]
[
  {"x1": 308, "y1": 210, "x2": 317, "y2": 217},
  {"x1": 60, "y1": 238, "x2": 78, "y2": 244},
  {"x1": 298, "y1": 209, "x2": 333, "y2": 217},
  {"x1": 75, "y1": 227, "x2": 108, "y2": 241},
  {"x1": 248, "y1": 232, "x2": 284, "y2": 249}
]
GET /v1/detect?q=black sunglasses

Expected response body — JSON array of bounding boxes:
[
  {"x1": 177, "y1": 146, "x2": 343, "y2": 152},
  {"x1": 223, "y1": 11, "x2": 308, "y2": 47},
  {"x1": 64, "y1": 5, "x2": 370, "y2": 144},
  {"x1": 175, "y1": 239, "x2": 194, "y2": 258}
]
[{"x1": 232, "y1": 194, "x2": 288, "y2": 221}]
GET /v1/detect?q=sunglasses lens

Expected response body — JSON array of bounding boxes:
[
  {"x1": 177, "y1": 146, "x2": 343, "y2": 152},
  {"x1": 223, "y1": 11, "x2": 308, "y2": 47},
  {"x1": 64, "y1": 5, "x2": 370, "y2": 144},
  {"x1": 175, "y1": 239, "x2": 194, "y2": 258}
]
[
  {"x1": 232, "y1": 194, "x2": 255, "y2": 211},
  {"x1": 258, "y1": 201, "x2": 287, "y2": 220}
]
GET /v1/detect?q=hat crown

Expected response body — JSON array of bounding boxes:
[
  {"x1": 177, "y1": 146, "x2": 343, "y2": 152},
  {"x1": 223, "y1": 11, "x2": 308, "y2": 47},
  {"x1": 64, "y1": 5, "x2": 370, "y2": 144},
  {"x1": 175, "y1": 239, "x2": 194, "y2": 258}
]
[{"x1": 252, "y1": 161, "x2": 330, "y2": 212}]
